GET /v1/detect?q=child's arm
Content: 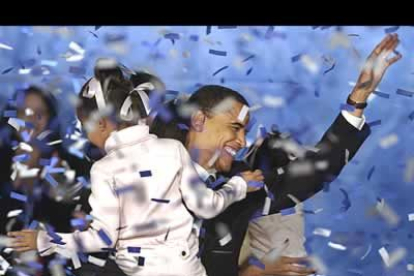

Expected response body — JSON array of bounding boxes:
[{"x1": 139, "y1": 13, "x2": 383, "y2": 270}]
[
  {"x1": 9, "y1": 165, "x2": 120, "y2": 256},
  {"x1": 177, "y1": 143, "x2": 262, "y2": 219}
]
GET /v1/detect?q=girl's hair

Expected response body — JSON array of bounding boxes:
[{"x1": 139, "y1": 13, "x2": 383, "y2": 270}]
[{"x1": 76, "y1": 59, "x2": 150, "y2": 127}]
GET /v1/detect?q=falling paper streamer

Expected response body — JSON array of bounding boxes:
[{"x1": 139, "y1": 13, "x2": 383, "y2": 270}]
[
  {"x1": 263, "y1": 95, "x2": 285, "y2": 108},
  {"x1": 219, "y1": 233, "x2": 232, "y2": 246},
  {"x1": 404, "y1": 158, "x2": 414, "y2": 182},
  {"x1": 88, "y1": 255, "x2": 106, "y2": 267},
  {"x1": 408, "y1": 213, "x2": 414, "y2": 221},
  {"x1": 313, "y1": 227, "x2": 331, "y2": 237},
  {"x1": 396, "y1": 89, "x2": 414, "y2": 97},
  {"x1": 237, "y1": 105, "x2": 249, "y2": 122},
  {"x1": 69, "y1": 41, "x2": 85, "y2": 55},
  {"x1": 212, "y1": 65, "x2": 229, "y2": 76},
  {"x1": 379, "y1": 247, "x2": 407, "y2": 268},
  {"x1": 379, "y1": 134, "x2": 399, "y2": 149},
  {"x1": 339, "y1": 188, "x2": 351, "y2": 212},
  {"x1": 0, "y1": 42, "x2": 13, "y2": 50},
  {"x1": 367, "y1": 120, "x2": 382, "y2": 127},
  {"x1": 7, "y1": 209, "x2": 23, "y2": 218},
  {"x1": 328, "y1": 241, "x2": 347, "y2": 251},
  {"x1": 209, "y1": 49, "x2": 227, "y2": 56},
  {"x1": 408, "y1": 264, "x2": 414, "y2": 271},
  {"x1": 376, "y1": 199, "x2": 400, "y2": 226},
  {"x1": 361, "y1": 243, "x2": 372, "y2": 260}
]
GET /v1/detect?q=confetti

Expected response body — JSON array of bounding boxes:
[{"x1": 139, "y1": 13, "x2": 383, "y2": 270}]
[
  {"x1": 379, "y1": 134, "x2": 398, "y2": 149},
  {"x1": 212, "y1": 65, "x2": 229, "y2": 76},
  {"x1": 12, "y1": 153, "x2": 30, "y2": 163},
  {"x1": 291, "y1": 54, "x2": 302, "y2": 62},
  {"x1": 361, "y1": 243, "x2": 372, "y2": 260},
  {"x1": 0, "y1": 42, "x2": 13, "y2": 50},
  {"x1": 379, "y1": 247, "x2": 407, "y2": 268},
  {"x1": 127, "y1": 247, "x2": 141, "y2": 253},
  {"x1": 367, "y1": 120, "x2": 382, "y2": 127},
  {"x1": 137, "y1": 256, "x2": 145, "y2": 266},
  {"x1": 339, "y1": 188, "x2": 351, "y2": 212},
  {"x1": 207, "y1": 150, "x2": 221, "y2": 167},
  {"x1": 281, "y1": 207, "x2": 296, "y2": 216},
  {"x1": 97, "y1": 229, "x2": 112, "y2": 246},
  {"x1": 3, "y1": 110, "x2": 16, "y2": 117},
  {"x1": 328, "y1": 241, "x2": 347, "y2": 251},
  {"x1": 28, "y1": 220, "x2": 39, "y2": 229},
  {"x1": 209, "y1": 49, "x2": 227, "y2": 56},
  {"x1": 206, "y1": 26, "x2": 212, "y2": 35},
  {"x1": 139, "y1": 170, "x2": 152, "y2": 178},
  {"x1": 384, "y1": 26, "x2": 400, "y2": 33},
  {"x1": 217, "y1": 26, "x2": 237, "y2": 29},
  {"x1": 367, "y1": 166, "x2": 375, "y2": 180},
  {"x1": 151, "y1": 198, "x2": 170, "y2": 204},
  {"x1": 237, "y1": 105, "x2": 249, "y2": 122},
  {"x1": 265, "y1": 26, "x2": 274, "y2": 39},
  {"x1": 313, "y1": 227, "x2": 331, "y2": 237},
  {"x1": 246, "y1": 67, "x2": 253, "y2": 75},
  {"x1": 1, "y1": 67, "x2": 14, "y2": 74},
  {"x1": 262, "y1": 196, "x2": 272, "y2": 215},
  {"x1": 87, "y1": 255, "x2": 106, "y2": 267},
  {"x1": 408, "y1": 264, "x2": 414, "y2": 271},
  {"x1": 7, "y1": 209, "x2": 23, "y2": 218},
  {"x1": 88, "y1": 31, "x2": 99, "y2": 38},
  {"x1": 409, "y1": 111, "x2": 414, "y2": 121},
  {"x1": 248, "y1": 256, "x2": 265, "y2": 270},
  {"x1": 376, "y1": 199, "x2": 400, "y2": 226},
  {"x1": 18, "y1": 68, "x2": 31, "y2": 75},
  {"x1": 115, "y1": 185, "x2": 135, "y2": 195},
  {"x1": 242, "y1": 54, "x2": 255, "y2": 62},
  {"x1": 373, "y1": 91, "x2": 390, "y2": 98},
  {"x1": 69, "y1": 41, "x2": 85, "y2": 55},
  {"x1": 178, "y1": 123, "x2": 189, "y2": 130},
  {"x1": 323, "y1": 63, "x2": 336, "y2": 75},
  {"x1": 396, "y1": 89, "x2": 414, "y2": 97},
  {"x1": 218, "y1": 233, "x2": 232, "y2": 246},
  {"x1": 10, "y1": 191, "x2": 27, "y2": 202},
  {"x1": 404, "y1": 157, "x2": 414, "y2": 182},
  {"x1": 408, "y1": 213, "x2": 414, "y2": 221},
  {"x1": 44, "y1": 173, "x2": 58, "y2": 187}
]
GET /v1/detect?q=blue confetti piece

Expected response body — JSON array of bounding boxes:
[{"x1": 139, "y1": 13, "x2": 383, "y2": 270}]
[
  {"x1": 105, "y1": 34, "x2": 126, "y2": 43},
  {"x1": 266, "y1": 190, "x2": 275, "y2": 201},
  {"x1": 21, "y1": 130, "x2": 31, "y2": 142},
  {"x1": 248, "y1": 181, "x2": 264, "y2": 189},
  {"x1": 367, "y1": 166, "x2": 375, "y2": 180},
  {"x1": 78, "y1": 252, "x2": 88, "y2": 263},
  {"x1": 248, "y1": 256, "x2": 265, "y2": 270},
  {"x1": 69, "y1": 66, "x2": 86, "y2": 75},
  {"x1": 396, "y1": 89, "x2": 414, "y2": 97},
  {"x1": 45, "y1": 173, "x2": 58, "y2": 187},
  {"x1": 323, "y1": 63, "x2": 336, "y2": 75},
  {"x1": 234, "y1": 147, "x2": 249, "y2": 161},
  {"x1": 28, "y1": 220, "x2": 39, "y2": 229},
  {"x1": 281, "y1": 207, "x2": 296, "y2": 216},
  {"x1": 25, "y1": 121, "x2": 34, "y2": 129},
  {"x1": 69, "y1": 147, "x2": 84, "y2": 159},
  {"x1": 137, "y1": 256, "x2": 145, "y2": 266},
  {"x1": 242, "y1": 54, "x2": 255, "y2": 63},
  {"x1": 212, "y1": 66, "x2": 229, "y2": 76},
  {"x1": 206, "y1": 26, "x2": 212, "y2": 35},
  {"x1": 77, "y1": 176, "x2": 89, "y2": 187},
  {"x1": 115, "y1": 185, "x2": 135, "y2": 195},
  {"x1": 27, "y1": 261, "x2": 43, "y2": 270},
  {"x1": 315, "y1": 90, "x2": 320, "y2": 97},
  {"x1": 373, "y1": 91, "x2": 390, "y2": 98},
  {"x1": 189, "y1": 35, "x2": 199, "y2": 42},
  {"x1": 384, "y1": 26, "x2": 399, "y2": 33},
  {"x1": 164, "y1": 33, "x2": 180, "y2": 44},
  {"x1": 246, "y1": 67, "x2": 254, "y2": 76},
  {"x1": 367, "y1": 120, "x2": 382, "y2": 127},
  {"x1": 259, "y1": 126, "x2": 267, "y2": 138},
  {"x1": 50, "y1": 239, "x2": 66, "y2": 245},
  {"x1": 47, "y1": 167, "x2": 66, "y2": 174},
  {"x1": 246, "y1": 116, "x2": 257, "y2": 132},
  {"x1": 95, "y1": 26, "x2": 102, "y2": 31},
  {"x1": 217, "y1": 26, "x2": 237, "y2": 29},
  {"x1": 339, "y1": 188, "x2": 351, "y2": 212},
  {"x1": 207, "y1": 176, "x2": 227, "y2": 189},
  {"x1": 127, "y1": 247, "x2": 141, "y2": 253},
  {"x1": 3, "y1": 110, "x2": 17, "y2": 118},
  {"x1": 265, "y1": 26, "x2": 274, "y2": 39},
  {"x1": 12, "y1": 154, "x2": 30, "y2": 163},
  {"x1": 209, "y1": 49, "x2": 227, "y2": 56},
  {"x1": 50, "y1": 156, "x2": 59, "y2": 168},
  {"x1": 71, "y1": 218, "x2": 87, "y2": 229},
  {"x1": 2, "y1": 67, "x2": 14, "y2": 74},
  {"x1": 98, "y1": 229, "x2": 112, "y2": 246},
  {"x1": 139, "y1": 170, "x2": 152, "y2": 178},
  {"x1": 89, "y1": 31, "x2": 99, "y2": 38},
  {"x1": 151, "y1": 198, "x2": 170, "y2": 204},
  {"x1": 178, "y1": 123, "x2": 189, "y2": 130},
  {"x1": 291, "y1": 54, "x2": 302, "y2": 62},
  {"x1": 409, "y1": 111, "x2": 414, "y2": 121}
]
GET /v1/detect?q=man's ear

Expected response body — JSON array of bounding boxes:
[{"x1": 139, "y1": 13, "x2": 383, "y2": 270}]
[{"x1": 190, "y1": 110, "x2": 206, "y2": 132}]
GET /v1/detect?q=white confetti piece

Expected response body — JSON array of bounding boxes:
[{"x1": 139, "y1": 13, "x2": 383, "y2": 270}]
[
  {"x1": 262, "y1": 197, "x2": 271, "y2": 215},
  {"x1": 379, "y1": 247, "x2": 407, "y2": 268},
  {"x1": 8, "y1": 118, "x2": 22, "y2": 131},
  {"x1": 407, "y1": 264, "x2": 414, "y2": 271},
  {"x1": 376, "y1": 199, "x2": 400, "y2": 226},
  {"x1": 19, "y1": 142, "x2": 33, "y2": 153},
  {"x1": 277, "y1": 168, "x2": 285, "y2": 175},
  {"x1": 328, "y1": 241, "x2": 347, "y2": 251},
  {"x1": 404, "y1": 157, "x2": 414, "y2": 183},
  {"x1": 49, "y1": 260, "x2": 65, "y2": 276},
  {"x1": 0, "y1": 236, "x2": 13, "y2": 247},
  {"x1": 218, "y1": 233, "x2": 232, "y2": 246},
  {"x1": 0, "y1": 42, "x2": 13, "y2": 50},
  {"x1": 66, "y1": 54, "x2": 84, "y2": 62},
  {"x1": 315, "y1": 160, "x2": 329, "y2": 170},
  {"x1": 288, "y1": 162, "x2": 314, "y2": 177},
  {"x1": 262, "y1": 95, "x2": 285, "y2": 108},
  {"x1": 69, "y1": 41, "x2": 85, "y2": 55},
  {"x1": 313, "y1": 227, "x2": 331, "y2": 237},
  {"x1": 237, "y1": 105, "x2": 249, "y2": 122},
  {"x1": 207, "y1": 150, "x2": 221, "y2": 168},
  {"x1": 47, "y1": 140, "x2": 63, "y2": 146},
  {"x1": 88, "y1": 255, "x2": 106, "y2": 267},
  {"x1": 301, "y1": 54, "x2": 320, "y2": 74},
  {"x1": 408, "y1": 213, "x2": 414, "y2": 221},
  {"x1": 7, "y1": 209, "x2": 23, "y2": 218},
  {"x1": 40, "y1": 60, "x2": 58, "y2": 67},
  {"x1": 361, "y1": 243, "x2": 372, "y2": 260},
  {"x1": 18, "y1": 68, "x2": 32, "y2": 75},
  {"x1": 345, "y1": 149, "x2": 350, "y2": 164},
  {"x1": 0, "y1": 255, "x2": 10, "y2": 276},
  {"x1": 379, "y1": 134, "x2": 399, "y2": 149},
  {"x1": 248, "y1": 104, "x2": 262, "y2": 112}
]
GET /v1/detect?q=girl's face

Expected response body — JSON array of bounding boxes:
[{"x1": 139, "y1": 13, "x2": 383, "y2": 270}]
[{"x1": 18, "y1": 93, "x2": 50, "y2": 137}]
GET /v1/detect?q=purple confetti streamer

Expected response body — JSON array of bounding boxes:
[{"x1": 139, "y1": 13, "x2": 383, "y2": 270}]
[
  {"x1": 242, "y1": 54, "x2": 255, "y2": 63},
  {"x1": 89, "y1": 31, "x2": 99, "y2": 38},
  {"x1": 164, "y1": 33, "x2": 180, "y2": 40},
  {"x1": 189, "y1": 35, "x2": 199, "y2": 41},
  {"x1": 246, "y1": 67, "x2": 254, "y2": 76},
  {"x1": 396, "y1": 89, "x2": 414, "y2": 97},
  {"x1": 21, "y1": 130, "x2": 31, "y2": 142},
  {"x1": 212, "y1": 66, "x2": 229, "y2": 76},
  {"x1": 151, "y1": 198, "x2": 170, "y2": 204},
  {"x1": 209, "y1": 49, "x2": 227, "y2": 56},
  {"x1": 339, "y1": 188, "x2": 351, "y2": 212},
  {"x1": 29, "y1": 220, "x2": 39, "y2": 229},
  {"x1": 44, "y1": 173, "x2": 58, "y2": 187},
  {"x1": 291, "y1": 54, "x2": 302, "y2": 62},
  {"x1": 323, "y1": 63, "x2": 336, "y2": 75},
  {"x1": 409, "y1": 111, "x2": 414, "y2": 121},
  {"x1": 115, "y1": 185, "x2": 135, "y2": 195},
  {"x1": 98, "y1": 229, "x2": 112, "y2": 246},
  {"x1": 127, "y1": 247, "x2": 141, "y2": 253},
  {"x1": 248, "y1": 181, "x2": 264, "y2": 189},
  {"x1": 139, "y1": 170, "x2": 152, "y2": 178},
  {"x1": 13, "y1": 154, "x2": 30, "y2": 163},
  {"x1": 373, "y1": 91, "x2": 390, "y2": 98},
  {"x1": 2, "y1": 67, "x2": 14, "y2": 74},
  {"x1": 248, "y1": 256, "x2": 265, "y2": 270},
  {"x1": 178, "y1": 123, "x2": 189, "y2": 130},
  {"x1": 281, "y1": 207, "x2": 296, "y2": 216},
  {"x1": 367, "y1": 166, "x2": 375, "y2": 180},
  {"x1": 70, "y1": 218, "x2": 87, "y2": 230},
  {"x1": 234, "y1": 147, "x2": 249, "y2": 161},
  {"x1": 367, "y1": 120, "x2": 382, "y2": 127}
]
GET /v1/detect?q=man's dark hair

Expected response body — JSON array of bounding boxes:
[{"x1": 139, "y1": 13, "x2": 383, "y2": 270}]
[{"x1": 150, "y1": 85, "x2": 249, "y2": 145}]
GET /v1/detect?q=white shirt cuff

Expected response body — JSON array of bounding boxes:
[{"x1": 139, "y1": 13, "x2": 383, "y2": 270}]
[{"x1": 341, "y1": 110, "x2": 366, "y2": 131}]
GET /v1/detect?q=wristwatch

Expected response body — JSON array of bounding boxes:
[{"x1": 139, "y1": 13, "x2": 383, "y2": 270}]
[{"x1": 347, "y1": 95, "x2": 368, "y2": 109}]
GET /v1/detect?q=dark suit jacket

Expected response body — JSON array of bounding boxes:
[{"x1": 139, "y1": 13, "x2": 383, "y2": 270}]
[{"x1": 200, "y1": 113, "x2": 371, "y2": 276}]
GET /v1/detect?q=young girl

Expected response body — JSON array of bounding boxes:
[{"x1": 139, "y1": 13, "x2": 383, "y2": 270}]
[{"x1": 8, "y1": 60, "x2": 264, "y2": 276}]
